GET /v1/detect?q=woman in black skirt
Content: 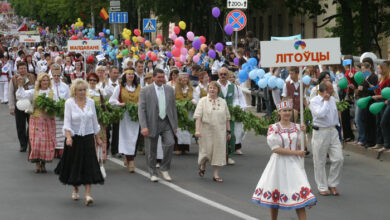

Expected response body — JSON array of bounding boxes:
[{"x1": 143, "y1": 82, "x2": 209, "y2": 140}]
[{"x1": 55, "y1": 79, "x2": 104, "y2": 206}]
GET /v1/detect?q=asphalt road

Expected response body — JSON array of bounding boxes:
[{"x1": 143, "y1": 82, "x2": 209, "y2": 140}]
[{"x1": 0, "y1": 103, "x2": 389, "y2": 220}]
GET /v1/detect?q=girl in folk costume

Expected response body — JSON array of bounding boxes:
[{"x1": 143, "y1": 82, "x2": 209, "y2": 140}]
[
  {"x1": 70, "y1": 61, "x2": 84, "y2": 82},
  {"x1": 109, "y1": 69, "x2": 141, "y2": 173},
  {"x1": 24, "y1": 55, "x2": 37, "y2": 77},
  {"x1": 174, "y1": 72, "x2": 194, "y2": 155},
  {"x1": 63, "y1": 56, "x2": 75, "y2": 84},
  {"x1": 192, "y1": 71, "x2": 209, "y2": 105},
  {"x1": 86, "y1": 72, "x2": 112, "y2": 163},
  {"x1": 252, "y1": 101, "x2": 316, "y2": 220},
  {"x1": 51, "y1": 64, "x2": 70, "y2": 158},
  {"x1": 166, "y1": 67, "x2": 179, "y2": 88},
  {"x1": 0, "y1": 53, "x2": 12, "y2": 104},
  {"x1": 16, "y1": 72, "x2": 58, "y2": 173}
]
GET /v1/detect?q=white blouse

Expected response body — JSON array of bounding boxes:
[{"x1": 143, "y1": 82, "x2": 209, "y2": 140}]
[
  {"x1": 52, "y1": 81, "x2": 70, "y2": 99},
  {"x1": 16, "y1": 87, "x2": 58, "y2": 101},
  {"x1": 109, "y1": 85, "x2": 135, "y2": 106},
  {"x1": 63, "y1": 97, "x2": 100, "y2": 136},
  {"x1": 192, "y1": 83, "x2": 208, "y2": 105}
]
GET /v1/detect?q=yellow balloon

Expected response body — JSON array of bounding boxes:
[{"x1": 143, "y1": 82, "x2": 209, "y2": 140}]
[
  {"x1": 134, "y1": 55, "x2": 139, "y2": 60},
  {"x1": 126, "y1": 30, "x2": 132, "y2": 35},
  {"x1": 179, "y1": 21, "x2": 186, "y2": 30},
  {"x1": 201, "y1": 44, "x2": 207, "y2": 52},
  {"x1": 131, "y1": 47, "x2": 136, "y2": 52},
  {"x1": 132, "y1": 36, "x2": 137, "y2": 43},
  {"x1": 125, "y1": 35, "x2": 130, "y2": 40}
]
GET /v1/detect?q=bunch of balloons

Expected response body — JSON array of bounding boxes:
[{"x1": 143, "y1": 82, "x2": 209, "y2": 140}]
[{"x1": 122, "y1": 28, "x2": 132, "y2": 40}]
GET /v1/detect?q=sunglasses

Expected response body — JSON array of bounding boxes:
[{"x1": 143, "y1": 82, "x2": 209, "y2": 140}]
[{"x1": 220, "y1": 73, "x2": 228, "y2": 76}]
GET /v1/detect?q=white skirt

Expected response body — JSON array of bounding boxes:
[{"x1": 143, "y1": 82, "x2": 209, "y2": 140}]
[
  {"x1": 234, "y1": 122, "x2": 246, "y2": 144},
  {"x1": 55, "y1": 117, "x2": 65, "y2": 149},
  {"x1": 176, "y1": 128, "x2": 192, "y2": 145},
  {"x1": 118, "y1": 111, "x2": 140, "y2": 155}
]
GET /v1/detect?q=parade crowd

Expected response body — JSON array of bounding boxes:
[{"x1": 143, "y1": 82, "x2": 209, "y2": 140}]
[{"x1": 1, "y1": 12, "x2": 390, "y2": 220}]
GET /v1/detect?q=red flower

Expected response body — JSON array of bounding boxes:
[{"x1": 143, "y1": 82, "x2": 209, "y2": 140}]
[
  {"x1": 300, "y1": 187, "x2": 310, "y2": 199},
  {"x1": 272, "y1": 189, "x2": 280, "y2": 202}
]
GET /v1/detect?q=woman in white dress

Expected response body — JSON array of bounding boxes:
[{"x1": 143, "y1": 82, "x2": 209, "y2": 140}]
[
  {"x1": 251, "y1": 101, "x2": 316, "y2": 220},
  {"x1": 109, "y1": 69, "x2": 140, "y2": 173}
]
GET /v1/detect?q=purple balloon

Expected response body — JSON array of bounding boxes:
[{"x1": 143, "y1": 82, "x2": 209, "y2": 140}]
[
  {"x1": 166, "y1": 51, "x2": 172, "y2": 58},
  {"x1": 208, "y1": 49, "x2": 216, "y2": 59},
  {"x1": 234, "y1": 57, "x2": 239, "y2": 66},
  {"x1": 215, "y1": 42, "x2": 224, "y2": 52},
  {"x1": 224, "y1": 24, "x2": 233, "y2": 35},
  {"x1": 192, "y1": 38, "x2": 202, "y2": 50},
  {"x1": 212, "y1": 7, "x2": 220, "y2": 18}
]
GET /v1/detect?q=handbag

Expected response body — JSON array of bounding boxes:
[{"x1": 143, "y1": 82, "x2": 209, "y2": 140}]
[{"x1": 97, "y1": 145, "x2": 107, "y2": 179}]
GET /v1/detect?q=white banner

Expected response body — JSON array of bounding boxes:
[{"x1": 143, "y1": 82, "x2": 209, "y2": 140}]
[
  {"x1": 19, "y1": 35, "x2": 41, "y2": 43},
  {"x1": 227, "y1": 0, "x2": 248, "y2": 9},
  {"x1": 67, "y1": 40, "x2": 102, "y2": 52},
  {"x1": 260, "y1": 38, "x2": 341, "y2": 67}
]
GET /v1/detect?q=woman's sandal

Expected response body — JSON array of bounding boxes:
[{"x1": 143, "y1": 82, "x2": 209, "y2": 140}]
[
  {"x1": 198, "y1": 167, "x2": 205, "y2": 177},
  {"x1": 213, "y1": 177, "x2": 223, "y2": 182}
]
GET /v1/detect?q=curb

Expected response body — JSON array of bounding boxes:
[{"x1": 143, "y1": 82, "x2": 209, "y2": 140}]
[{"x1": 343, "y1": 143, "x2": 390, "y2": 163}]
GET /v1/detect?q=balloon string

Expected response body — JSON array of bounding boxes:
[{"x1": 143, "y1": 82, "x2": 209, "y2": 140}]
[{"x1": 215, "y1": 18, "x2": 225, "y2": 35}]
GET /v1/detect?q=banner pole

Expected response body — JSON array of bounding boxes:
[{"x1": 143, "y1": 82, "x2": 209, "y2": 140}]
[{"x1": 299, "y1": 66, "x2": 305, "y2": 168}]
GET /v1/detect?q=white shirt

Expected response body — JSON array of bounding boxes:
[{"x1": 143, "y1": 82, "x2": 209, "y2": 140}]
[
  {"x1": 153, "y1": 82, "x2": 165, "y2": 103},
  {"x1": 52, "y1": 81, "x2": 70, "y2": 99},
  {"x1": 309, "y1": 84, "x2": 340, "y2": 103},
  {"x1": 217, "y1": 80, "x2": 247, "y2": 109},
  {"x1": 282, "y1": 80, "x2": 300, "y2": 97},
  {"x1": 192, "y1": 83, "x2": 208, "y2": 105},
  {"x1": 136, "y1": 72, "x2": 145, "y2": 87},
  {"x1": 309, "y1": 95, "x2": 339, "y2": 128},
  {"x1": 16, "y1": 88, "x2": 58, "y2": 102},
  {"x1": 63, "y1": 97, "x2": 100, "y2": 136},
  {"x1": 109, "y1": 85, "x2": 135, "y2": 106},
  {"x1": 88, "y1": 86, "x2": 112, "y2": 100},
  {"x1": 37, "y1": 60, "x2": 48, "y2": 73}
]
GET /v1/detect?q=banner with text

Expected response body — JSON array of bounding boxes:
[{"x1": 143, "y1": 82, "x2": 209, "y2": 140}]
[
  {"x1": 260, "y1": 38, "x2": 341, "y2": 67},
  {"x1": 19, "y1": 35, "x2": 41, "y2": 43},
  {"x1": 67, "y1": 40, "x2": 102, "y2": 52}
]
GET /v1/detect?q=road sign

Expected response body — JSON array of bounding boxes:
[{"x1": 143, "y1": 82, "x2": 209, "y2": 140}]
[
  {"x1": 109, "y1": 12, "x2": 128, "y2": 24},
  {"x1": 67, "y1": 40, "x2": 102, "y2": 52},
  {"x1": 110, "y1": 7, "x2": 120, "y2": 12},
  {"x1": 143, "y1": 19, "x2": 157, "y2": 33},
  {"x1": 110, "y1": 1, "x2": 120, "y2": 7},
  {"x1": 227, "y1": 0, "x2": 248, "y2": 9},
  {"x1": 226, "y1": 10, "x2": 247, "y2": 31}
]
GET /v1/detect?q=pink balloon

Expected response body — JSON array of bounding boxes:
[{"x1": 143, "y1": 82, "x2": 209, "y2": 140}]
[
  {"x1": 172, "y1": 48, "x2": 181, "y2": 57},
  {"x1": 180, "y1": 55, "x2": 186, "y2": 63},
  {"x1": 175, "y1": 39, "x2": 183, "y2": 48},
  {"x1": 186, "y1": 31, "x2": 194, "y2": 41},
  {"x1": 193, "y1": 55, "x2": 200, "y2": 63},
  {"x1": 99, "y1": 32, "x2": 104, "y2": 37},
  {"x1": 125, "y1": 39, "x2": 131, "y2": 46},
  {"x1": 170, "y1": 34, "x2": 177, "y2": 40},
  {"x1": 178, "y1": 36, "x2": 185, "y2": 45},
  {"x1": 180, "y1": 48, "x2": 188, "y2": 56}
]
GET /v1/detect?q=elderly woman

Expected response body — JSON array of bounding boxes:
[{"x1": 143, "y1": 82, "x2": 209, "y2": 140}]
[
  {"x1": 16, "y1": 72, "x2": 58, "y2": 173},
  {"x1": 194, "y1": 81, "x2": 231, "y2": 182},
  {"x1": 109, "y1": 68, "x2": 140, "y2": 172},
  {"x1": 55, "y1": 79, "x2": 103, "y2": 206}
]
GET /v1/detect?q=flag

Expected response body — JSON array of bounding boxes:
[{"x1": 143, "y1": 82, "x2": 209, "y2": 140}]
[
  {"x1": 342, "y1": 59, "x2": 352, "y2": 66},
  {"x1": 100, "y1": 8, "x2": 109, "y2": 20},
  {"x1": 17, "y1": 23, "x2": 27, "y2": 32}
]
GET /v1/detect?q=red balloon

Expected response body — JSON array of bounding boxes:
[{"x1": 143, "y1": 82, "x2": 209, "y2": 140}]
[
  {"x1": 174, "y1": 26, "x2": 180, "y2": 35},
  {"x1": 71, "y1": 35, "x2": 78, "y2": 40},
  {"x1": 199, "y1": 36, "x2": 206, "y2": 44},
  {"x1": 134, "y1": 29, "x2": 140, "y2": 36},
  {"x1": 172, "y1": 48, "x2": 181, "y2": 57},
  {"x1": 147, "y1": 51, "x2": 152, "y2": 58},
  {"x1": 174, "y1": 39, "x2": 183, "y2": 48},
  {"x1": 175, "y1": 62, "x2": 182, "y2": 68},
  {"x1": 82, "y1": 37, "x2": 88, "y2": 40},
  {"x1": 157, "y1": 34, "x2": 163, "y2": 40},
  {"x1": 140, "y1": 54, "x2": 146, "y2": 60},
  {"x1": 151, "y1": 54, "x2": 157, "y2": 61}
]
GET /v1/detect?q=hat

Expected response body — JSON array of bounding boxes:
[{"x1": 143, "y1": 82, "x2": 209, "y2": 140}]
[
  {"x1": 124, "y1": 69, "x2": 135, "y2": 74},
  {"x1": 144, "y1": 72, "x2": 153, "y2": 79},
  {"x1": 277, "y1": 101, "x2": 293, "y2": 111}
]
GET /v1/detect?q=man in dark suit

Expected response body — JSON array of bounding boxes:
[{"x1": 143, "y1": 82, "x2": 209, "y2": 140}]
[{"x1": 138, "y1": 68, "x2": 178, "y2": 182}]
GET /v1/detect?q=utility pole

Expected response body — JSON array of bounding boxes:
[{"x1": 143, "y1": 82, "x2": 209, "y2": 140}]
[{"x1": 90, "y1": 2, "x2": 95, "y2": 29}]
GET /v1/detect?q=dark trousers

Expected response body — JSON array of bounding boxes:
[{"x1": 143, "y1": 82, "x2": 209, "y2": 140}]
[
  {"x1": 106, "y1": 122, "x2": 119, "y2": 155},
  {"x1": 14, "y1": 107, "x2": 29, "y2": 150},
  {"x1": 362, "y1": 101, "x2": 376, "y2": 146},
  {"x1": 381, "y1": 104, "x2": 390, "y2": 149},
  {"x1": 376, "y1": 108, "x2": 385, "y2": 145},
  {"x1": 341, "y1": 108, "x2": 355, "y2": 140}
]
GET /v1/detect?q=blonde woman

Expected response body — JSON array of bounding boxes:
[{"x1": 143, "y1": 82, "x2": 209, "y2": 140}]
[
  {"x1": 16, "y1": 72, "x2": 58, "y2": 173},
  {"x1": 192, "y1": 71, "x2": 209, "y2": 105},
  {"x1": 55, "y1": 79, "x2": 103, "y2": 206}
]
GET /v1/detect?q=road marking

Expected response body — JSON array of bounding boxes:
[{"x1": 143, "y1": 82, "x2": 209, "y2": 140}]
[{"x1": 108, "y1": 157, "x2": 259, "y2": 220}]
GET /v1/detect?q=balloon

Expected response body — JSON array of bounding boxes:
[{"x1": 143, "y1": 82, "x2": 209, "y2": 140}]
[
  {"x1": 170, "y1": 33, "x2": 177, "y2": 40},
  {"x1": 172, "y1": 48, "x2": 181, "y2": 57},
  {"x1": 151, "y1": 53, "x2": 158, "y2": 61},
  {"x1": 234, "y1": 57, "x2": 239, "y2": 66},
  {"x1": 113, "y1": 39, "x2": 118, "y2": 45},
  {"x1": 338, "y1": 77, "x2": 348, "y2": 90},
  {"x1": 186, "y1": 31, "x2": 194, "y2": 41},
  {"x1": 157, "y1": 34, "x2": 163, "y2": 40},
  {"x1": 212, "y1": 7, "x2": 220, "y2": 18},
  {"x1": 166, "y1": 51, "x2": 172, "y2": 58},
  {"x1": 258, "y1": 78, "x2": 268, "y2": 88},
  {"x1": 174, "y1": 26, "x2": 180, "y2": 35},
  {"x1": 132, "y1": 36, "x2": 137, "y2": 43},
  {"x1": 208, "y1": 49, "x2": 216, "y2": 59},
  {"x1": 381, "y1": 87, "x2": 390, "y2": 99},
  {"x1": 137, "y1": 36, "x2": 144, "y2": 43},
  {"x1": 181, "y1": 48, "x2": 188, "y2": 56},
  {"x1": 179, "y1": 21, "x2": 186, "y2": 30},
  {"x1": 125, "y1": 39, "x2": 131, "y2": 46},
  {"x1": 147, "y1": 51, "x2": 152, "y2": 58},
  {"x1": 276, "y1": 78, "x2": 285, "y2": 89},
  {"x1": 109, "y1": 35, "x2": 114, "y2": 41},
  {"x1": 101, "y1": 38, "x2": 107, "y2": 43},
  {"x1": 145, "y1": 40, "x2": 152, "y2": 48},
  {"x1": 193, "y1": 55, "x2": 200, "y2": 63},
  {"x1": 354, "y1": 71, "x2": 364, "y2": 85},
  {"x1": 71, "y1": 35, "x2": 78, "y2": 40},
  {"x1": 192, "y1": 39, "x2": 201, "y2": 50},
  {"x1": 199, "y1": 36, "x2": 206, "y2": 44},
  {"x1": 188, "y1": 48, "x2": 196, "y2": 57},
  {"x1": 239, "y1": 70, "x2": 248, "y2": 83},
  {"x1": 180, "y1": 55, "x2": 186, "y2": 63},
  {"x1": 122, "y1": 49, "x2": 129, "y2": 56},
  {"x1": 178, "y1": 36, "x2": 185, "y2": 44},
  {"x1": 256, "y1": 69, "x2": 265, "y2": 78},
  {"x1": 140, "y1": 54, "x2": 146, "y2": 60},
  {"x1": 156, "y1": 38, "x2": 162, "y2": 45},
  {"x1": 369, "y1": 102, "x2": 386, "y2": 114},
  {"x1": 268, "y1": 76, "x2": 277, "y2": 88},
  {"x1": 357, "y1": 96, "x2": 372, "y2": 109},
  {"x1": 302, "y1": 75, "x2": 312, "y2": 85},
  {"x1": 224, "y1": 24, "x2": 233, "y2": 35},
  {"x1": 215, "y1": 43, "x2": 224, "y2": 52},
  {"x1": 248, "y1": 58, "x2": 258, "y2": 67},
  {"x1": 175, "y1": 62, "x2": 182, "y2": 68},
  {"x1": 264, "y1": 73, "x2": 272, "y2": 79},
  {"x1": 174, "y1": 39, "x2": 183, "y2": 48},
  {"x1": 249, "y1": 69, "x2": 258, "y2": 80},
  {"x1": 200, "y1": 44, "x2": 207, "y2": 52},
  {"x1": 242, "y1": 63, "x2": 250, "y2": 72},
  {"x1": 134, "y1": 29, "x2": 141, "y2": 36},
  {"x1": 105, "y1": 29, "x2": 110, "y2": 35}
]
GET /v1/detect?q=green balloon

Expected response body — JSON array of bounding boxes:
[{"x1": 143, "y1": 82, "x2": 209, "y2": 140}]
[
  {"x1": 122, "y1": 49, "x2": 129, "y2": 56},
  {"x1": 113, "y1": 39, "x2": 118, "y2": 45},
  {"x1": 369, "y1": 102, "x2": 385, "y2": 114},
  {"x1": 354, "y1": 71, "x2": 364, "y2": 85},
  {"x1": 357, "y1": 96, "x2": 372, "y2": 109},
  {"x1": 381, "y1": 87, "x2": 390, "y2": 99},
  {"x1": 338, "y1": 77, "x2": 348, "y2": 90}
]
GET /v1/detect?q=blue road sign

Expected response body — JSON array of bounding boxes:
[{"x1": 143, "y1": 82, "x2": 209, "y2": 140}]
[
  {"x1": 143, "y1": 19, "x2": 157, "y2": 33},
  {"x1": 226, "y1": 10, "x2": 247, "y2": 31},
  {"x1": 109, "y1": 12, "x2": 128, "y2": 24}
]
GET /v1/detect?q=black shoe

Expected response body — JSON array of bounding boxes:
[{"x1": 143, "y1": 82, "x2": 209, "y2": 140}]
[
  {"x1": 19, "y1": 148, "x2": 27, "y2": 152},
  {"x1": 305, "y1": 150, "x2": 311, "y2": 156},
  {"x1": 364, "y1": 143, "x2": 375, "y2": 148}
]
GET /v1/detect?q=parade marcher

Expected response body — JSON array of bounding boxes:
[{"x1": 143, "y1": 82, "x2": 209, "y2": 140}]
[
  {"x1": 192, "y1": 71, "x2": 209, "y2": 105},
  {"x1": 16, "y1": 72, "x2": 57, "y2": 173},
  {"x1": 63, "y1": 56, "x2": 74, "y2": 84},
  {"x1": 24, "y1": 55, "x2": 37, "y2": 77},
  {"x1": 51, "y1": 64, "x2": 70, "y2": 158},
  {"x1": 194, "y1": 81, "x2": 231, "y2": 182},
  {"x1": 106, "y1": 66, "x2": 120, "y2": 157},
  {"x1": 0, "y1": 53, "x2": 11, "y2": 104},
  {"x1": 55, "y1": 79, "x2": 104, "y2": 206},
  {"x1": 109, "y1": 69, "x2": 140, "y2": 172},
  {"x1": 174, "y1": 72, "x2": 194, "y2": 155},
  {"x1": 252, "y1": 101, "x2": 316, "y2": 220},
  {"x1": 167, "y1": 67, "x2": 179, "y2": 88},
  {"x1": 36, "y1": 53, "x2": 51, "y2": 73},
  {"x1": 138, "y1": 68, "x2": 178, "y2": 182},
  {"x1": 135, "y1": 60, "x2": 145, "y2": 87},
  {"x1": 217, "y1": 67, "x2": 247, "y2": 165},
  {"x1": 71, "y1": 61, "x2": 85, "y2": 82},
  {"x1": 309, "y1": 83, "x2": 344, "y2": 196},
  {"x1": 282, "y1": 66, "x2": 305, "y2": 122},
  {"x1": 8, "y1": 62, "x2": 35, "y2": 152}
]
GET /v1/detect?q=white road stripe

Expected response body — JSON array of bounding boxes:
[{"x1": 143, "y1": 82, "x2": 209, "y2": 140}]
[{"x1": 108, "y1": 157, "x2": 259, "y2": 220}]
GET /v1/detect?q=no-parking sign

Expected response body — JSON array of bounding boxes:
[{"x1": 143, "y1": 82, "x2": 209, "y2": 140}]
[{"x1": 226, "y1": 10, "x2": 247, "y2": 31}]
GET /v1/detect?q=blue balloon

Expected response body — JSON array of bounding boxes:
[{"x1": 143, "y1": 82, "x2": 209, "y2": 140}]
[
  {"x1": 268, "y1": 76, "x2": 277, "y2": 89},
  {"x1": 103, "y1": 28, "x2": 106, "y2": 33},
  {"x1": 276, "y1": 78, "x2": 285, "y2": 89},
  {"x1": 101, "y1": 38, "x2": 107, "y2": 43},
  {"x1": 258, "y1": 78, "x2": 268, "y2": 88},
  {"x1": 303, "y1": 75, "x2": 312, "y2": 85},
  {"x1": 242, "y1": 63, "x2": 249, "y2": 71},
  {"x1": 109, "y1": 35, "x2": 114, "y2": 41},
  {"x1": 239, "y1": 70, "x2": 248, "y2": 83},
  {"x1": 93, "y1": 36, "x2": 98, "y2": 40},
  {"x1": 248, "y1": 58, "x2": 258, "y2": 67},
  {"x1": 249, "y1": 69, "x2": 258, "y2": 80},
  {"x1": 264, "y1": 73, "x2": 272, "y2": 79},
  {"x1": 256, "y1": 69, "x2": 265, "y2": 79},
  {"x1": 90, "y1": 28, "x2": 95, "y2": 34},
  {"x1": 106, "y1": 29, "x2": 111, "y2": 35}
]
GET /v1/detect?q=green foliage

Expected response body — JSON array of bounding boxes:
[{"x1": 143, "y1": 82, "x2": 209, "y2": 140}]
[
  {"x1": 34, "y1": 94, "x2": 65, "y2": 118},
  {"x1": 125, "y1": 103, "x2": 139, "y2": 122},
  {"x1": 176, "y1": 100, "x2": 196, "y2": 134},
  {"x1": 336, "y1": 100, "x2": 351, "y2": 112}
]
